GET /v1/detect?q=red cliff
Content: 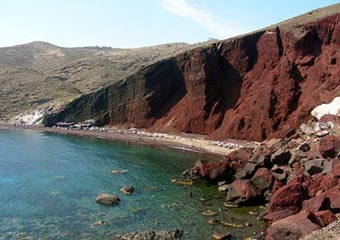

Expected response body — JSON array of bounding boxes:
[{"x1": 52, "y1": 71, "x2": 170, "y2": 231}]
[{"x1": 44, "y1": 4, "x2": 340, "y2": 141}]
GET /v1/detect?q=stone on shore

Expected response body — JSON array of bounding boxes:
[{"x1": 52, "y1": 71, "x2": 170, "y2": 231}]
[
  {"x1": 266, "y1": 177, "x2": 308, "y2": 217},
  {"x1": 314, "y1": 210, "x2": 336, "y2": 227},
  {"x1": 319, "y1": 114, "x2": 340, "y2": 127},
  {"x1": 266, "y1": 210, "x2": 321, "y2": 240},
  {"x1": 319, "y1": 135, "x2": 340, "y2": 158},
  {"x1": 251, "y1": 168, "x2": 273, "y2": 193},
  {"x1": 226, "y1": 179, "x2": 260, "y2": 204},
  {"x1": 302, "y1": 195, "x2": 327, "y2": 212},
  {"x1": 303, "y1": 159, "x2": 325, "y2": 176},
  {"x1": 95, "y1": 193, "x2": 121, "y2": 205},
  {"x1": 198, "y1": 160, "x2": 231, "y2": 181},
  {"x1": 325, "y1": 186, "x2": 340, "y2": 210}
]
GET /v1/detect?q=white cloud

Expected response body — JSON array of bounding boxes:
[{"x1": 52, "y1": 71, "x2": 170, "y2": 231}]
[{"x1": 161, "y1": 0, "x2": 245, "y2": 38}]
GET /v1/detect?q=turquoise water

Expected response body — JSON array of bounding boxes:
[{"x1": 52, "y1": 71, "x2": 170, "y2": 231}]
[{"x1": 0, "y1": 129, "x2": 264, "y2": 239}]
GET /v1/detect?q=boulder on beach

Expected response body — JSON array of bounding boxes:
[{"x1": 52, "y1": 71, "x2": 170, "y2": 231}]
[
  {"x1": 95, "y1": 193, "x2": 121, "y2": 205},
  {"x1": 266, "y1": 210, "x2": 321, "y2": 240},
  {"x1": 319, "y1": 135, "x2": 340, "y2": 158},
  {"x1": 265, "y1": 176, "x2": 308, "y2": 219},
  {"x1": 226, "y1": 179, "x2": 260, "y2": 205}
]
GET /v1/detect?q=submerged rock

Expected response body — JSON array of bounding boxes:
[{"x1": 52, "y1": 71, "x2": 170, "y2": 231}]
[
  {"x1": 212, "y1": 231, "x2": 231, "y2": 240},
  {"x1": 120, "y1": 186, "x2": 135, "y2": 195},
  {"x1": 95, "y1": 193, "x2": 120, "y2": 205},
  {"x1": 113, "y1": 229, "x2": 183, "y2": 240}
]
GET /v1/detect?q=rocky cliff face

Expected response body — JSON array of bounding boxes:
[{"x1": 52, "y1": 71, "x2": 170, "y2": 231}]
[{"x1": 44, "y1": 5, "x2": 340, "y2": 141}]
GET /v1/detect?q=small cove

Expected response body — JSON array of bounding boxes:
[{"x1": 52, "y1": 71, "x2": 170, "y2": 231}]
[{"x1": 0, "y1": 129, "x2": 265, "y2": 239}]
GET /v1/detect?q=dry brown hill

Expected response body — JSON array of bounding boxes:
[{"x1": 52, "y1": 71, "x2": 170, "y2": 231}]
[{"x1": 0, "y1": 41, "x2": 205, "y2": 120}]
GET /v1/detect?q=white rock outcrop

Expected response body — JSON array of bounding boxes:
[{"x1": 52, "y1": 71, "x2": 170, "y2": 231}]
[
  {"x1": 10, "y1": 109, "x2": 47, "y2": 125},
  {"x1": 311, "y1": 97, "x2": 340, "y2": 120}
]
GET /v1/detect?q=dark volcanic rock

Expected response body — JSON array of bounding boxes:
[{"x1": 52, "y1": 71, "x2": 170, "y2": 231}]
[{"x1": 43, "y1": 6, "x2": 340, "y2": 141}]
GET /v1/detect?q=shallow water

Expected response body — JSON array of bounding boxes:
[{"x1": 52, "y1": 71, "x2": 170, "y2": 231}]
[{"x1": 0, "y1": 129, "x2": 265, "y2": 239}]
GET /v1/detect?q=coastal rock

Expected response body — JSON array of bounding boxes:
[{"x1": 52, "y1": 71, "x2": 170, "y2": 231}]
[
  {"x1": 271, "y1": 150, "x2": 291, "y2": 166},
  {"x1": 262, "y1": 209, "x2": 296, "y2": 222},
  {"x1": 235, "y1": 162, "x2": 258, "y2": 179},
  {"x1": 316, "y1": 130, "x2": 329, "y2": 138},
  {"x1": 319, "y1": 135, "x2": 340, "y2": 158},
  {"x1": 212, "y1": 231, "x2": 231, "y2": 240},
  {"x1": 299, "y1": 143, "x2": 311, "y2": 152},
  {"x1": 302, "y1": 195, "x2": 327, "y2": 212},
  {"x1": 266, "y1": 177, "x2": 308, "y2": 216},
  {"x1": 120, "y1": 186, "x2": 135, "y2": 195},
  {"x1": 95, "y1": 193, "x2": 121, "y2": 205},
  {"x1": 265, "y1": 210, "x2": 320, "y2": 240},
  {"x1": 113, "y1": 229, "x2": 183, "y2": 240},
  {"x1": 198, "y1": 160, "x2": 231, "y2": 181},
  {"x1": 314, "y1": 210, "x2": 336, "y2": 227},
  {"x1": 251, "y1": 168, "x2": 273, "y2": 193},
  {"x1": 226, "y1": 180, "x2": 260, "y2": 204},
  {"x1": 300, "y1": 123, "x2": 315, "y2": 136},
  {"x1": 90, "y1": 220, "x2": 106, "y2": 226},
  {"x1": 319, "y1": 114, "x2": 340, "y2": 128},
  {"x1": 325, "y1": 186, "x2": 340, "y2": 210},
  {"x1": 303, "y1": 159, "x2": 324, "y2": 176}
]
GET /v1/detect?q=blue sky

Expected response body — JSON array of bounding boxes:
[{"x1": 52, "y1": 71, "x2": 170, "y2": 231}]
[{"x1": 0, "y1": 0, "x2": 338, "y2": 48}]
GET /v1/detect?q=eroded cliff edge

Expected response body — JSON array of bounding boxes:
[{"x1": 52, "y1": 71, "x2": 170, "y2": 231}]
[{"x1": 44, "y1": 5, "x2": 340, "y2": 141}]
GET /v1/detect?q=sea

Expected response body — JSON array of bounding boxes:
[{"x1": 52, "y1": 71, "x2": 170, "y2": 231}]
[{"x1": 0, "y1": 129, "x2": 264, "y2": 239}]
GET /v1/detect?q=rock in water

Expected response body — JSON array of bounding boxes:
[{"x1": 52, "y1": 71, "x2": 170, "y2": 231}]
[
  {"x1": 113, "y1": 229, "x2": 183, "y2": 240},
  {"x1": 212, "y1": 231, "x2": 231, "y2": 240},
  {"x1": 95, "y1": 193, "x2": 120, "y2": 205},
  {"x1": 120, "y1": 186, "x2": 135, "y2": 195}
]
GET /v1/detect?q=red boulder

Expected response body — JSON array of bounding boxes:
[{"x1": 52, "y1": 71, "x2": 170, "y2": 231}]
[
  {"x1": 325, "y1": 186, "x2": 340, "y2": 210},
  {"x1": 198, "y1": 160, "x2": 231, "y2": 181},
  {"x1": 251, "y1": 168, "x2": 273, "y2": 193},
  {"x1": 314, "y1": 210, "x2": 336, "y2": 227},
  {"x1": 265, "y1": 210, "x2": 320, "y2": 240},
  {"x1": 319, "y1": 135, "x2": 340, "y2": 158},
  {"x1": 302, "y1": 194, "x2": 327, "y2": 212},
  {"x1": 226, "y1": 179, "x2": 260, "y2": 204},
  {"x1": 267, "y1": 177, "x2": 308, "y2": 214}
]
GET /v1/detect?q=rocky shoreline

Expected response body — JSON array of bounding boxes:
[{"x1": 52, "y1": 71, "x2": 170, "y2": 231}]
[
  {"x1": 0, "y1": 123, "x2": 243, "y2": 158},
  {"x1": 1, "y1": 101, "x2": 339, "y2": 239},
  {"x1": 183, "y1": 113, "x2": 340, "y2": 239}
]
